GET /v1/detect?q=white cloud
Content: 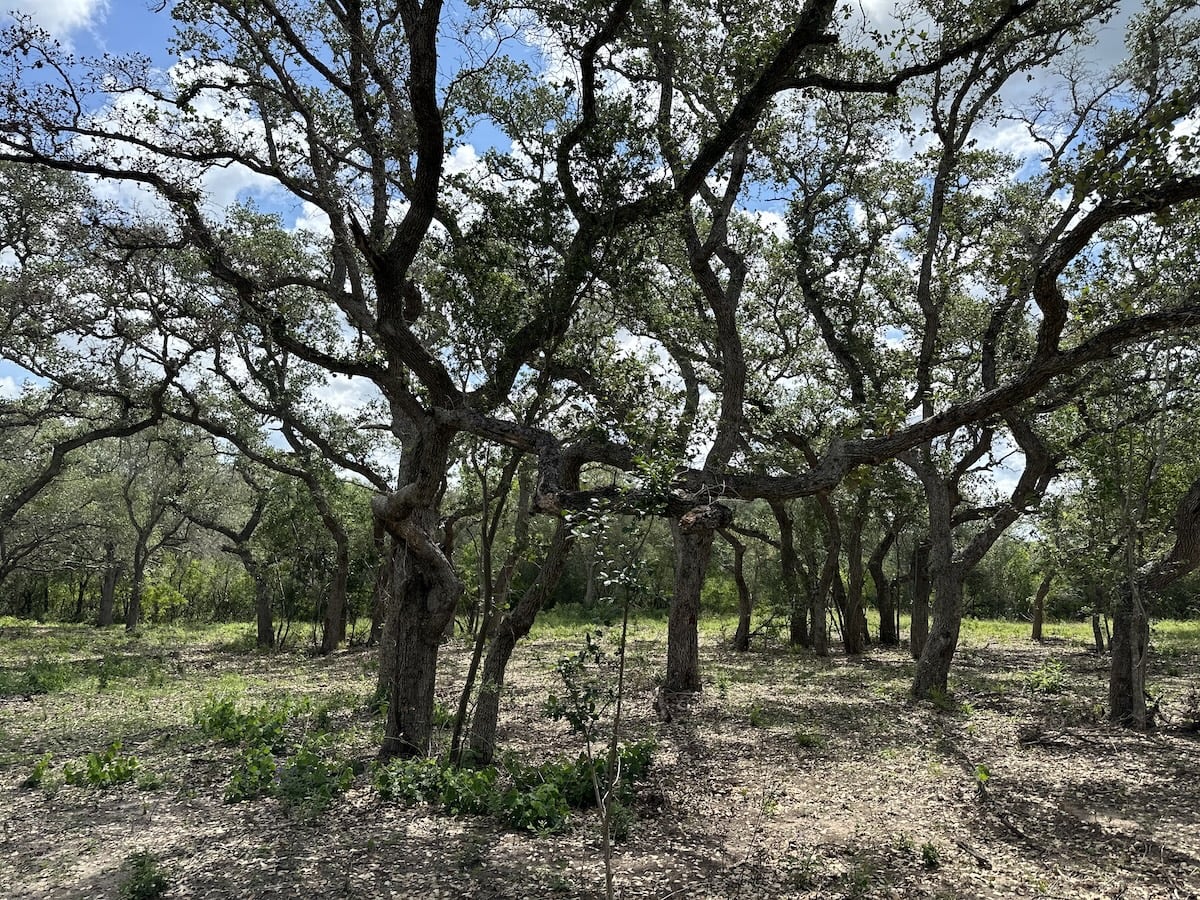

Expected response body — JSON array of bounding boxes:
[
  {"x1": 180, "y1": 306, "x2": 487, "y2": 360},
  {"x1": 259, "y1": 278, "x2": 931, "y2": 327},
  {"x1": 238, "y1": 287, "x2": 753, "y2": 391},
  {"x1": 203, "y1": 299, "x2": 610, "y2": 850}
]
[
  {"x1": 5, "y1": 0, "x2": 106, "y2": 36},
  {"x1": 0, "y1": 375, "x2": 19, "y2": 399}
]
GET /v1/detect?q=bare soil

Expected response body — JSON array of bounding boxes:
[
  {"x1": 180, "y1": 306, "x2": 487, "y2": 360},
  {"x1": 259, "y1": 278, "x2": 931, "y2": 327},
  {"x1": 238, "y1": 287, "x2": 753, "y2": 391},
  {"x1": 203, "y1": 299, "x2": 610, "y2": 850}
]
[{"x1": 1, "y1": 620, "x2": 1199, "y2": 899}]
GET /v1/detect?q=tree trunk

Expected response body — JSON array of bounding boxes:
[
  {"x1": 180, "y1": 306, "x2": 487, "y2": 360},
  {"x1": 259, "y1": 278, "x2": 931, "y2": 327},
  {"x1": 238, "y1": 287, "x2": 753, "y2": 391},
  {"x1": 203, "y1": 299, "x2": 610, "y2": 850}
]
[
  {"x1": 912, "y1": 566, "x2": 964, "y2": 698},
  {"x1": 97, "y1": 541, "x2": 119, "y2": 627},
  {"x1": 124, "y1": 545, "x2": 146, "y2": 631},
  {"x1": 665, "y1": 522, "x2": 714, "y2": 693},
  {"x1": 467, "y1": 521, "x2": 573, "y2": 765},
  {"x1": 1109, "y1": 475, "x2": 1200, "y2": 728},
  {"x1": 909, "y1": 540, "x2": 931, "y2": 661},
  {"x1": 1031, "y1": 572, "x2": 1051, "y2": 642},
  {"x1": 1091, "y1": 611, "x2": 1105, "y2": 653},
  {"x1": 369, "y1": 518, "x2": 389, "y2": 647},
  {"x1": 319, "y1": 520, "x2": 350, "y2": 655},
  {"x1": 869, "y1": 531, "x2": 898, "y2": 646},
  {"x1": 378, "y1": 421, "x2": 460, "y2": 758},
  {"x1": 722, "y1": 531, "x2": 752, "y2": 652},
  {"x1": 770, "y1": 501, "x2": 806, "y2": 647},
  {"x1": 843, "y1": 491, "x2": 870, "y2": 655}
]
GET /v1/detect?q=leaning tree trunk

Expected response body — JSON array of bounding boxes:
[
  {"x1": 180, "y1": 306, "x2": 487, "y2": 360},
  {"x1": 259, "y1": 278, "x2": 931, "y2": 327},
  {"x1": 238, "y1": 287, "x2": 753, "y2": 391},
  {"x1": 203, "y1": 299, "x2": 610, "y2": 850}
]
[
  {"x1": 665, "y1": 521, "x2": 715, "y2": 693},
  {"x1": 1031, "y1": 572, "x2": 1051, "y2": 642},
  {"x1": 1109, "y1": 475, "x2": 1200, "y2": 728},
  {"x1": 467, "y1": 521, "x2": 574, "y2": 765},
  {"x1": 912, "y1": 566, "x2": 965, "y2": 698}
]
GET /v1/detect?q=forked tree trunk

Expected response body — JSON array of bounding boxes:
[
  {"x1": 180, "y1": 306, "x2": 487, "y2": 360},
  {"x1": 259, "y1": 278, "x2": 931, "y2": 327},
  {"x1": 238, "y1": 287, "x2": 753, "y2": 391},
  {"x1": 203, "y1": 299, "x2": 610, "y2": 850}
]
[
  {"x1": 869, "y1": 531, "x2": 898, "y2": 646},
  {"x1": 665, "y1": 522, "x2": 714, "y2": 693},
  {"x1": 1031, "y1": 572, "x2": 1051, "y2": 642},
  {"x1": 467, "y1": 521, "x2": 574, "y2": 765},
  {"x1": 1109, "y1": 475, "x2": 1200, "y2": 728}
]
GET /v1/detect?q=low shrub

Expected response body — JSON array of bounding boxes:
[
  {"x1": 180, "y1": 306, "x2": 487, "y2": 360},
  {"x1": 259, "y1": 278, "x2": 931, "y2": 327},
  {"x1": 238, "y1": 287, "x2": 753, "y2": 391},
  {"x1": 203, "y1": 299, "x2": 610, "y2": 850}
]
[
  {"x1": 118, "y1": 851, "x2": 169, "y2": 900},
  {"x1": 64, "y1": 741, "x2": 141, "y2": 789}
]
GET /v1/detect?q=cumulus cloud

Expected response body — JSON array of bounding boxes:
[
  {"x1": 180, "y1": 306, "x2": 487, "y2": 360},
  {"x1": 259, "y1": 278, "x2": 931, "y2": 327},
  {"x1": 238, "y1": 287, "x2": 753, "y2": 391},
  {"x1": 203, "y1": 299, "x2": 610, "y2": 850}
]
[{"x1": 5, "y1": 0, "x2": 106, "y2": 36}]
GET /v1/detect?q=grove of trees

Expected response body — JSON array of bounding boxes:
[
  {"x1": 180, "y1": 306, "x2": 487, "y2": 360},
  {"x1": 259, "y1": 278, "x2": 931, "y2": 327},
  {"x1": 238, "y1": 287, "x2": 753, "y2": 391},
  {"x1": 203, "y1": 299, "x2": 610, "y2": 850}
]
[{"x1": 3, "y1": 0, "x2": 1200, "y2": 760}]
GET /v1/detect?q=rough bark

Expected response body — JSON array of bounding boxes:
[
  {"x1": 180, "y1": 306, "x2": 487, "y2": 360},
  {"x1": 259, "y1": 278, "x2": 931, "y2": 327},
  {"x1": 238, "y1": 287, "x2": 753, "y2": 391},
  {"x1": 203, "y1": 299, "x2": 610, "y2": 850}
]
[
  {"x1": 1109, "y1": 475, "x2": 1200, "y2": 728},
  {"x1": 378, "y1": 421, "x2": 461, "y2": 758},
  {"x1": 843, "y1": 489, "x2": 871, "y2": 655},
  {"x1": 1031, "y1": 571, "x2": 1051, "y2": 642},
  {"x1": 665, "y1": 521, "x2": 715, "y2": 693}
]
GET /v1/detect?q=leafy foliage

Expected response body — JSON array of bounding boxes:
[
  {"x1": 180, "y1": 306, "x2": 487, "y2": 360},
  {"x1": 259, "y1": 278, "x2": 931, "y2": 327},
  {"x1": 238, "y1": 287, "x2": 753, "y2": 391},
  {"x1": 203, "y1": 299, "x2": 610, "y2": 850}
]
[
  {"x1": 63, "y1": 741, "x2": 141, "y2": 789},
  {"x1": 117, "y1": 852, "x2": 169, "y2": 900}
]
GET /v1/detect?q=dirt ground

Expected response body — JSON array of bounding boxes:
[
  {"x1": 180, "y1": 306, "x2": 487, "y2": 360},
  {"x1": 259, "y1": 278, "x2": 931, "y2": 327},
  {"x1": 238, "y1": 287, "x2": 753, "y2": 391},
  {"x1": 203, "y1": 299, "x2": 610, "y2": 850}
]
[{"x1": 1, "y1": 618, "x2": 1199, "y2": 899}]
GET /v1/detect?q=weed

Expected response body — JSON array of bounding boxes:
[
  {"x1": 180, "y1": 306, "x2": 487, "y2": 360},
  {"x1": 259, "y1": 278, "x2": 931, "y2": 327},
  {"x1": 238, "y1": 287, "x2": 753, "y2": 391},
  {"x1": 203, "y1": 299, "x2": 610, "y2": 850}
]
[
  {"x1": 792, "y1": 729, "x2": 824, "y2": 749},
  {"x1": 921, "y1": 841, "x2": 941, "y2": 869},
  {"x1": 226, "y1": 743, "x2": 278, "y2": 803},
  {"x1": 64, "y1": 741, "x2": 141, "y2": 789},
  {"x1": 1024, "y1": 660, "x2": 1066, "y2": 694},
  {"x1": 276, "y1": 737, "x2": 354, "y2": 811},
  {"x1": 747, "y1": 702, "x2": 768, "y2": 728},
  {"x1": 193, "y1": 692, "x2": 291, "y2": 751},
  {"x1": 0, "y1": 656, "x2": 74, "y2": 696},
  {"x1": 118, "y1": 851, "x2": 168, "y2": 900},
  {"x1": 787, "y1": 851, "x2": 822, "y2": 889},
  {"x1": 21, "y1": 751, "x2": 54, "y2": 789},
  {"x1": 974, "y1": 763, "x2": 991, "y2": 801}
]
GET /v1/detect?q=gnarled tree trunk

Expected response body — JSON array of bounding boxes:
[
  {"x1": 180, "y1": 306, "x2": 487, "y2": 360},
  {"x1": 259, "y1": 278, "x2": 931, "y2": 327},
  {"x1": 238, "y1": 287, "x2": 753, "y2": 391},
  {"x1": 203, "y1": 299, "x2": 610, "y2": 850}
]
[
  {"x1": 1031, "y1": 572, "x2": 1051, "y2": 642},
  {"x1": 909, "y1": 539, "x2": 931, "y2": 661},
  {"x1": 1109, "y1": 475, "x2": 1200, "y2": 728},
  {"x1": 770, "y1": 500, "x2": 807, "y2": 646},
  {"x1": 869, "y1": 531, "x2": 898, "y2": 646},
  {"x1": 378, "y1": 421, "x2": 461, "y2": 758}
]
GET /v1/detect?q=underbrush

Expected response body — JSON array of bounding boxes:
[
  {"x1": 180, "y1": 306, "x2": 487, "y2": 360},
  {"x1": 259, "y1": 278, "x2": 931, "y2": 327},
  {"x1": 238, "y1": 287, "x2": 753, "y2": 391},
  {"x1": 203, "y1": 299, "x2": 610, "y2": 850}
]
[{"x1": 373, "y1": 739, "x2": 655, "y2": 836}]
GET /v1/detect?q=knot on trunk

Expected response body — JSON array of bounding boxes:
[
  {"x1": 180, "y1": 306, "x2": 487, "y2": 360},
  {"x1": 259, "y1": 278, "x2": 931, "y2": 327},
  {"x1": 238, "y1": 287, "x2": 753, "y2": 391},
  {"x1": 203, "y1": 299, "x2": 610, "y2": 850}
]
[{"x1": 677, "y1": 502, "x2": 733, "y2": 534}]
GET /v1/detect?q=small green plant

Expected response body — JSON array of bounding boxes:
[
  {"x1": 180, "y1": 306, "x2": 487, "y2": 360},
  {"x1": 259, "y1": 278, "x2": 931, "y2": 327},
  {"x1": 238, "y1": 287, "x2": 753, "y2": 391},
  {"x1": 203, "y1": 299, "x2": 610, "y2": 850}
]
[
  {"x1": 22, "y1": 751, "x2": 54, "y2": 789},
  {"x1": 497, "y1": 781, "x2": 571, "y2": 833},
  {"x1": 118, "y1": 851, "x2": 168, "y2": 900},
  {"x1": 793, "y1": 729, "x2": 824, "y2": 749},
  {"x1": 974, "y1": 763, "x2": 991, "y2": 801},
  {"x1": 225, "y1": 743, "x2": 277, "y2": 803},
  {"x1": 276, "y1": 738, "x2": 354, "y2": 811},
  {"x1": 193, "y1": 692, "x2": 291, "y2": 751},
  {"x1": 1024, "y1": 660, "x2": 1066, "y2": 694},
  {"x1": 747, "y1": 702, "x2": 768, "y2": 728},
  {"x1": 921, "y1": 841, "x2": 941, "y2": 869},
  {"x1": 64, "y1": 741, "x2": 141, "y2": 788},
  {"x1": 0, "y1": 656, "x2": 74, "y2": 696}
]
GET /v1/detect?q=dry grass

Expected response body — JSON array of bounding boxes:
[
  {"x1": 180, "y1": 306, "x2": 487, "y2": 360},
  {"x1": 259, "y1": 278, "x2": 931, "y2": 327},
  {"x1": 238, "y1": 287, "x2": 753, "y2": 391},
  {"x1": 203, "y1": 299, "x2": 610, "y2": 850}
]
[{"x1": 1, "y1": 615, "x2": 1199, "y2": 899}]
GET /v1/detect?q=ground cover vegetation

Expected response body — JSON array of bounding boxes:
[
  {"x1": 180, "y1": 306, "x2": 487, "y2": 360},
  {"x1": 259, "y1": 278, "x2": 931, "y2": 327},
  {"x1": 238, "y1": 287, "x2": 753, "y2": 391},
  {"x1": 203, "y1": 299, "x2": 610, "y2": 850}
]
[{"x1": 3, "y1": 0, "x2": 1200, "y2": 895}]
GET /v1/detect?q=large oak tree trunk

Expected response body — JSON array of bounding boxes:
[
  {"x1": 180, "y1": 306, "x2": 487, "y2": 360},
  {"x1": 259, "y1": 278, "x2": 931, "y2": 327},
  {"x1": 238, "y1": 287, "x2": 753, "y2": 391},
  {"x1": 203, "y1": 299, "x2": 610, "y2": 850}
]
[
  {"x1": 912, "y1": 567, "x2": 964, "y2": 698},
  {"x1": 378, "y1": 422, "x2": 461, "y2": 758},
  {"x1": 665, "y1": 522, "x2": 714, "y2": 693},
  {"x1": 1109, "y1": 476, "x2": 1200, "y2": 728}
]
